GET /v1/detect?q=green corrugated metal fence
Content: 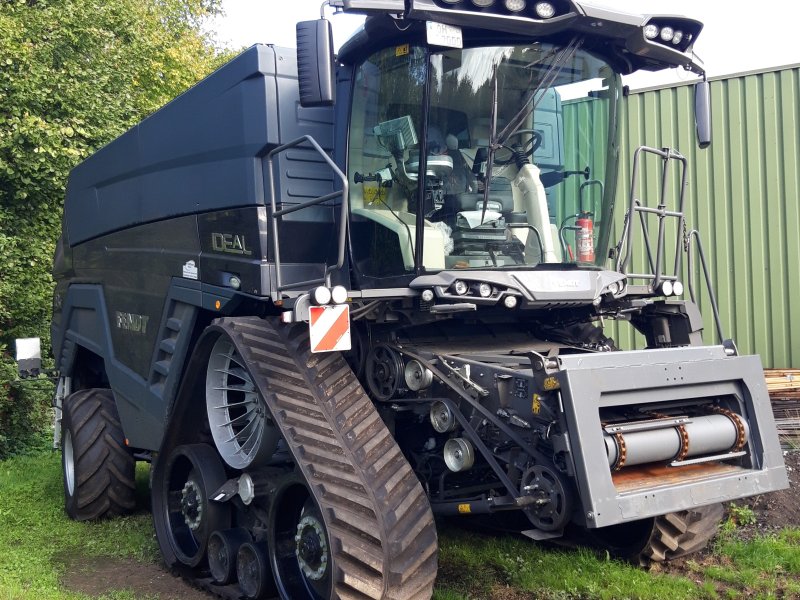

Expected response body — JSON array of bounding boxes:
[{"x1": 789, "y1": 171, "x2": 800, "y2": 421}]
[{"x1": 567, "y1": 64, "x2": 800, "y2": 368}]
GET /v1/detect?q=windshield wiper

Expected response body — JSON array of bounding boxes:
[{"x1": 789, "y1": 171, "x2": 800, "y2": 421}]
[
  {"x1": 480, "y1": 37, "x2": 584, "y2": 225},
  {"x1": 496, "y1": 37, "x2": 583, "y2": 147}
]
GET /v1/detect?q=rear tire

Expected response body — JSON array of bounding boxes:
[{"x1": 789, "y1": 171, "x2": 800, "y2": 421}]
[
  {"x1": 640, "y1": 504, "x2": 725, "y2": 563},
  {"x1": 61, "y1": 388, "x2": 136, "y2": 520},
  {"x1": 585, "y1": 503, "x2": 724, "y2": 564}
]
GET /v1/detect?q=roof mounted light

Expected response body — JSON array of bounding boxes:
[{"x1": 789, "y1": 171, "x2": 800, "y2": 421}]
[
  {"x1": 504, "y1": 0, "x2": 526, "y2": 11},
  {"x1": 643, "y1": 24, "x2": 659, "y2": 39},
  {"x1": 534, "y1": 1, "x2": 555, "y2": 18}
]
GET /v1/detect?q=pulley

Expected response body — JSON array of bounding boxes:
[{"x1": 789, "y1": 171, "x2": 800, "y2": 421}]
[
  {"x1": 430, "y1": 400, "x2": 458, "y2": 433},
  {"x1": 520, "y1": 465, "x2": 571, "y2": 531},
  {"x1": 405, "y1": 359, "x2": 434, "y2": 391},
  {"x1": 365, "y1": 344, "x2": 405, "y2": 401},
  {"x1": 443, "y1": 438, "x2": 474, "y2": 472}
]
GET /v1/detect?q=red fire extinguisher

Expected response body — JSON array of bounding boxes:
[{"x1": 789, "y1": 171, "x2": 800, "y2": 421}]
[{"x1": 576, "y1": 211, "x2": 594, "y2": 262}]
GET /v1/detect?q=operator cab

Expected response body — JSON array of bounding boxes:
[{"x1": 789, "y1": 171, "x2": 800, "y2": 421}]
[{"x1": 345, "y1": 25, "x2": 619, "y2": 283}]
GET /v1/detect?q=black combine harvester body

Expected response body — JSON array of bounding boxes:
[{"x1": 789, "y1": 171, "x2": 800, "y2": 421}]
[{"x1": 30, "y1": 1, "x2": 788, "y2": 598}]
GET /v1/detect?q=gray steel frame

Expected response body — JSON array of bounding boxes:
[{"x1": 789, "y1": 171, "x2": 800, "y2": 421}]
[{"x1": 557, "y1": 345, "x2": 788, "y2": 528}]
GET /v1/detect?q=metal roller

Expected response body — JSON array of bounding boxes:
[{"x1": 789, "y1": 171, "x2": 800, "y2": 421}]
[{"x1": 604, "y1": 413, "x2": 749, "y2": 470}]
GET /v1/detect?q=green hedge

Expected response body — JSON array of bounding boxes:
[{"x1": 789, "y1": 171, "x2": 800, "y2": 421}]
[{"x1": 0, "y1": 0, "x2": 231, "y2": 458}]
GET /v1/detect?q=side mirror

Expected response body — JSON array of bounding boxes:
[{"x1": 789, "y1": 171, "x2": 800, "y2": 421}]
[
  {"x1": 695, "y1": 79, "x2": 711, "y2": 149},
  {"x1": 15, "y1": 337, "x2": 41, "y2": 378},
  {"x1": 296, "y1": 19, "x2": 335, "y2": 107}
]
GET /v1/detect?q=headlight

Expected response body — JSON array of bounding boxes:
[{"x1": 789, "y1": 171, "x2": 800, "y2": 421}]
[
  {"x1": 660, "y1": 26, "x2": 675, "y2": 42},
  {"x1": 453, "y1": 280, "x2": 469, "y2": 295},
  {"x1": 534, "y1": 1, "x2": 555, "y2": 18},
  {"x1": 644, "y1": 24, "x2": 659, "y2": 40},
  {"x1": 478, "y1": 283, "x2": 492, "y2": 297},
  {"x1": 504, "y1": 0, "x2": 526, "y2": 11},
  {"x1": 471, "y1": 0, "x2": 495, "y2": 6}
]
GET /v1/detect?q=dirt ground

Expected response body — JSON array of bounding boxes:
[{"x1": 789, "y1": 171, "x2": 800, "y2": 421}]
[
  {"x1": 59, "y1": 555, "x2": 215, "y2": 600},
  {"x1": 741, "y1": 449, "x2": 800, "y2": 531},
  {"x1": 58, "y1": 452, "x2": 800, "y2": 599}
]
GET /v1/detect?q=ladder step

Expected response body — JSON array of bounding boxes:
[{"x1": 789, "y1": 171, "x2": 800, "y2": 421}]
[
  {"x1": 159, "y1": 338, "x2": 176, "y2": 354},
  {"x1": 153, "y1": 360, "x2": 170, "y2": 376},
  {"x1": 166, "y1": 317, "x2": 182, "y2": 332}
]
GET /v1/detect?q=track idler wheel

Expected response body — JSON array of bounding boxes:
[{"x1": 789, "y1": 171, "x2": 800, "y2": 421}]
[
  {"x1": 152, "y1": 443, "x2": 231, "y2": 568},
  {"x1": 271, "y1": 484, "x2": 331, "y2": 599}
]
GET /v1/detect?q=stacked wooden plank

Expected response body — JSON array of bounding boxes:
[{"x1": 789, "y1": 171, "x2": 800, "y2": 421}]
[{"x1": 766, "y1": 369, "x2": 800, "y2": 450}]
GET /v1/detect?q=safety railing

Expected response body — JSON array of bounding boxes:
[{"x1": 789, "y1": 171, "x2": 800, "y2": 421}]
[
  {"x1": 266, "y1": 135, "x2": 349, "y2": 302},
  {"x1": 615, "y1": 146, "x2": 687, "y2": 291},
  {"x1": 614, "y1": 145, "x2": 728, "y2": 344}
]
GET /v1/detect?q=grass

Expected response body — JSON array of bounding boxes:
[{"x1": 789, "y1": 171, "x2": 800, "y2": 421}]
[
  {"x1": 1, "y1": 452, "x2": 799, "y2": 600},
  {"x1": 0, "y1": 452, "x2": 156, "y2": 600}
]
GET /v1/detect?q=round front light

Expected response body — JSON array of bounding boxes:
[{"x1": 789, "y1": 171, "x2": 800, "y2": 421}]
[
  {"x1": 453, "y1": 280, "x2": 469, "y2": 295},
  {"x1": 643, "y1": 24, "x2": 659, "y2": 40},
  {"x1": 660, "y1": 26, "x2": 675, "y2": 42},
  {"x1": 672, "y1": 281, "x2": 684, "y2": 296},
  {"x1": 504, "y1": 0, "x2": 526, "y2": 11},
  {"x1": 421, "y1": 289, "x2": 435, "y2": 302},
  {"x1": 660, "y1": 280, "x2": 674, "y2": 296},
  {"x1": 331, "y1": 285, "x2": 348, "y2": 305},
  {"x1": 607, "y1": 281, "x2": 620, "y2": 295},
  {"x1": 478, "y1": 283, "x2": 492, "y2": 298},
  {"x1": 534, "y1": 1, "x2": 555, "y2": 18},
  {"x1": 441, "y1": 0, "x2": 462, "y2": 3},
  {"x1": 503, "y1": 295, "x2": 518, "y2": 309},
  {"x1": 672, "y1": 30, "x2": 684, "y2": 45},
  {"x1": 471, "y1": 0, "x2": 495, "y2": 6},
  {"x1": 313, "y1": 286, "x2": 331, "y2": 305}
]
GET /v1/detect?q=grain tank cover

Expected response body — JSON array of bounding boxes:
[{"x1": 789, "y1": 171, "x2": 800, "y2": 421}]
[{"x1": 64, "y1": 45, "x2": 284, "y2": 246}]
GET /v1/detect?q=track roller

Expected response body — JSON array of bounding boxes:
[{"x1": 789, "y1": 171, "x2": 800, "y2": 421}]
[
  {"x1": 209, "y1": 528, "x2": 252, "y2": 585},
  {"x1": 238, "y1": 541, "x2": 276, "y2": 599}
]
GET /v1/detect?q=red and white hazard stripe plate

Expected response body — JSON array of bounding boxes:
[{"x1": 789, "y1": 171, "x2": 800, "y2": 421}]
[{"x1": 309, "y1": 304, "x2": 352, "y2": 353}]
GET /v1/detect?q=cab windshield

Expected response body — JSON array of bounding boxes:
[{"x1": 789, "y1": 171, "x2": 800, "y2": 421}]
[{"x1": 348, "y1": 41, "x2": 620, "y2": 278}]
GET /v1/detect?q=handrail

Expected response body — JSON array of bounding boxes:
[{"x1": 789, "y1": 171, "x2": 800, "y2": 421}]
[
  {"x1": 266, "y1": 135, "x2": 349, "y2": 301},
  {"x1": 616, "y1": 146, "x2": 687, "y2": 291},
  {"x1": 686, "y1": 229, "x2": 725, "y2": 343}
]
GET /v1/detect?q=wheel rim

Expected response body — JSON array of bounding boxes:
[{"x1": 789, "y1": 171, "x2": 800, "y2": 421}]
[
  {"x1": 206, "y1": 336, "x2": 278, "y2": 470},
  {"x1": 161, "y1": 445, "x2": 229, "y2": 567},
  {"x1": 271, "y1": 485, "x2": 331, "y2": 600},
  {"x1": 63, "y1": 429, "x2": 75, "y2": 497}
]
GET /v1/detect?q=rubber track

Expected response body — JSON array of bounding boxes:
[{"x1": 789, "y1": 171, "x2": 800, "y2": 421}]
[
  {"x1": 63, "y1": 388, "x2": 136, "y2": 520},
  {"x1": 215, "y1": 317, "x2": 438, "y2": 600},
  {"x1": 639, "y1": 503, "x2": 725, "y2": 563}
]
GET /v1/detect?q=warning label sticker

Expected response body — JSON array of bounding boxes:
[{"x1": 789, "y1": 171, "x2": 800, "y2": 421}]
[{"x1": 309, "y1": 304, "x2": 351, "y2": 353}]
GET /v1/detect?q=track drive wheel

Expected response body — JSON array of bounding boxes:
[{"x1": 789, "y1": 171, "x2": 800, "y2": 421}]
[
  {"x1": 586, "y1": 503, "x2": 725, "y2": 564},
  {"x1": 61, "y1": 388, "x2": 135, "y2": 520},
  {"x1": 152, "y1": 443, "x2": 231, "y2": 568}
]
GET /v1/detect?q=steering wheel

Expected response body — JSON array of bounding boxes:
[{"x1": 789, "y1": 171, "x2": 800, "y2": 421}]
[{"x1": 493, "y1": 129, "x2": 543, "y2": 166}]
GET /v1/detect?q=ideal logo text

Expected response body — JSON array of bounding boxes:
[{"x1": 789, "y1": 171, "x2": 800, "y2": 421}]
[{"x1": 212, "y1": 232, "x2": 252, "y2": 255}]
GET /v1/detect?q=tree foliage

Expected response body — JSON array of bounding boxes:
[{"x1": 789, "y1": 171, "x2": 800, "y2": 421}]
[{"x1": 0, "y1": 0, "x2": 230, "y2": 458}]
